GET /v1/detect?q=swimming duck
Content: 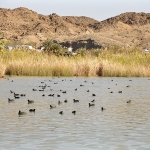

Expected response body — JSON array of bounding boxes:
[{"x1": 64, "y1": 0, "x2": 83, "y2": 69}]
[
  {"x1": 73, "y1": 99, "x2": 79, "y2": 103},
  {"x1": 14, "y1": 96, "x2": 20, "y2": 99},
  {"x1": 91, "y1": 100, "x2": 95, "y2": 102},
  {"x1": 89, "y1": 103, "x2": 95, "y2": 107},
  {"x1": 58, "y1": 101, "x2": 62, "y2": 105},
  {"x1": 57, "y1": 94, "x2": 61, "y2": 97},
  {"x1": 10, "y1": 90, "x2": 14, "y2": 93},
  {"x1": 72, "y1": 111, "x2": 76, "y2": 115},
  {"x1": 28, "y1": 100, "x2": 34, "y2": 104},
  {"x1": 92, "y1": 94, "x2": 96, "y2": 96},
  {"x1": 64, "y1": 99, "x2": 68, "y2": 103},
  {"x1": 126, "y1": 100, "x2": 131, "y2": 103},
  {"x1": 50, "y1": 104, "x2": 56, "y2": 109},
  {"x1": 101, "y1": 107, "x2": 106, "y2": 111},
  {"x1": 8, "y1": 98, "x2": 14, "y2": 103},
  {"x1": 39, "y1": 89, "x2": 44, "y2": 91},
  {"x1": 14, "y1": 93, "x2": 20, "y2": 97},
  {"x1": 59, "y1": 111, "x2": 63, "y2": 115},
  {"x1": 32, "y1": 88, "x2": 37, "y2": 91},
  {"x1": 29, "y1": 109, "x2": 36, "y2": 112},
  {"x1": 48, "y1": 94, "x2": 55, "y2": 97},
  {"x1": 18, "y1": 110, "x2": 26, "y2": 115}
]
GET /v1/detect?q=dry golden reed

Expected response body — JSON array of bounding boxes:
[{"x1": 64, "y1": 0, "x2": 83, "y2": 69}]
[{"x1": 0, "y1": 48, "x2": 150, "y2": 77}]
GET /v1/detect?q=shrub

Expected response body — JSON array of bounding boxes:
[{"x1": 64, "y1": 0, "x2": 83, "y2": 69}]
[{"x1": 43, "y1": 41, "x2": 62, "y2": 55}]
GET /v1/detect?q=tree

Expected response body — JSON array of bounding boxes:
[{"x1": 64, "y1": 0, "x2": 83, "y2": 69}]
[{"x1": 43, "y1": 40, "x2": 62, "y2": 55}]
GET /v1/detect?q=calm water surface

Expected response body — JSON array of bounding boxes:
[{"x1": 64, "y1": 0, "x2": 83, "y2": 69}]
[{"x1": 0, "y1": 77, "x2": 150, "y2": 150}]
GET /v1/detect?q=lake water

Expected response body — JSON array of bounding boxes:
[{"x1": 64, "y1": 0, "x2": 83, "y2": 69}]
[{"x1": 0, "y1": 77, "x2": 150, "y2": 150}]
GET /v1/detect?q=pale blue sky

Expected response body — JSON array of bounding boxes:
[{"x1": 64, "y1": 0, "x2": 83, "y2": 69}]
[{"x1": 0, "y1": 0, "x2": 149, "y2": 21}]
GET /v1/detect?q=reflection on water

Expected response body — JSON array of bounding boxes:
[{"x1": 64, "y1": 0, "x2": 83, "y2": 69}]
[{"x1": 0, "y1": 77, "x2": 150, "y2": 149}]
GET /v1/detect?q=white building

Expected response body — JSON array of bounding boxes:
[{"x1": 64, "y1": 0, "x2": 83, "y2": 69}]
[{"x1": 68, "y1": 47, "x2": 73, "y2": 52}]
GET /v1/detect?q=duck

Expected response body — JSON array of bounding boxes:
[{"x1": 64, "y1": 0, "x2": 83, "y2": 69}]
[
  {"x1": 8, "y1": 98, "x2": 14, "y2": 103},
  {"x1": 64, "y1": 99, "x2": 68, "y2": 103},
  {"x1": 92, "y1": 94, "x2": 96, "y2": 96},
  {"x1": 20, "y1": 94, "x2": 26, "y2": 96},
  {"x1": 73, "y1": 99, "x2": 79, "y2": 103},
  {"x1": 14, "y1": 96, "x2": 20, "y2": 99},
  {"x1": 18, "y1": 110, "x2": 26, "y2": 115},
  {"x1": 14, "y1": 93, "x2": 20, "y2": 97},
  {"x1": 50, "y1": 104, "x2": 56, "y2": 109},
  {"x1": 72, "y1": 111, "x2": 76, "y2": 115},
  {"x1": 28, "y1": 100, "x2": 34, "y2": 104},
  {"x1": 118, "y1": 91, "x2": 122, "y2": 93},
  {"x1": 75, "y1": 88, "x2": 77, "y2": 91},
  {"x1": 59, "y1": 111, "x2": 63, "y2": 115},
  {"x1": 57, "y1": 94, "x2": 61, "y2": 97},
  {"x1": 48, "y1": 94, "x2": 55, "y2": 97},
  {"x1": 32, "y1": 88, "x2": 37, "y2": 91},
  {"x1": 39, "y1": 89, "x2": 44, "y2": 91},
  {"x1": 87, "y1": 90, "x2": 90, "y2": 92},
  {"x1": 101, "y1": 107, "x2": 106, "y2": 111},
  {"x1": 29, "y1": 109, "x2": 36, "y2": 112},
  {"x1": 58, "y1": 101, "x2": 62, "y2": 105},
  {"x1": 10, "y1": 90, "x2": 14, "y2": 93},
  {"x1": 126, "y1": 100, "x2": 131, "y2": 103},
  {"x1": 91, "y1": 99, "x2": 95, "y2": 102},
  {"x1": 89, "y1": 103, "x2": 95, "y2": 107}
]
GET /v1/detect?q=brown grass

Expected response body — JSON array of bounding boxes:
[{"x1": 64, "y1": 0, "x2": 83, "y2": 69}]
[{"x1": 0, "y1": 48, "x2": 150, "y2": 77}]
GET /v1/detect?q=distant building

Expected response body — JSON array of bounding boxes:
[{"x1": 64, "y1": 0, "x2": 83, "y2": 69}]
[
  {"x1": 4, "y1": 45, "x2": 33, "y2": 50},
  {"x1": 142, "y1": 48, "x2": 150, "y2": 53},
  {"x1": 68, "y1": 47, "x2": 73, "y2": 52}
]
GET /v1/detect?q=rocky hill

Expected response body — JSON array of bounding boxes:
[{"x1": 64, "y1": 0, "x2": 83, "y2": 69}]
[{"x1": 1, "y1": 7, "x2": 150, "y2": 49}]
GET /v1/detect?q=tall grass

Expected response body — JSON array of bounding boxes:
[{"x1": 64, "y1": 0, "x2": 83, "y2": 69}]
[{"x1": 0, "y1": 48, "x2": 150, "y2": 77}]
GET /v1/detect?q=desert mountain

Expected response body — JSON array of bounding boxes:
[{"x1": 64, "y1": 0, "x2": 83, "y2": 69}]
[{"x1": 0, "y1": 7, "x2": 150, "y2": 49}]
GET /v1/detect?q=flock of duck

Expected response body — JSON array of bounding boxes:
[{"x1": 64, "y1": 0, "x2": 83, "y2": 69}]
[{"x1": 6, "y1": 77, "x2": 135, "y2": 117}]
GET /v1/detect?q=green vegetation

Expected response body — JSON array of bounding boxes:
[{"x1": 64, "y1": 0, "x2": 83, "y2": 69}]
[
  {"x1": 0, "y1": 46, "x2": 150, "y2": 77},
  {"x1": 43, "y1": 40, "x2": 64, "y2": 55}
]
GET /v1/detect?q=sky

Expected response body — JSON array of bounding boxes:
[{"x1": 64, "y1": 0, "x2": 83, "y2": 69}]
[{"x1": 0, "y1": 0, "x2": 150, "y2": 21}]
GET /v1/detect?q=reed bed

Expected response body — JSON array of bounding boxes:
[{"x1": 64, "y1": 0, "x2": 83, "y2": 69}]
[
  {"x1": 0, "y1": 48, "x2": 150, "y2": 77},
  {"x1": 0, "y1": 61, "x2": 6, "y2": 77}
]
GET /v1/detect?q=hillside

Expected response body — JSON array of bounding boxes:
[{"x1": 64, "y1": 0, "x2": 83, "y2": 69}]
[{"x1": 1, "y1": 7, "x2": 150, "y2": 49}]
